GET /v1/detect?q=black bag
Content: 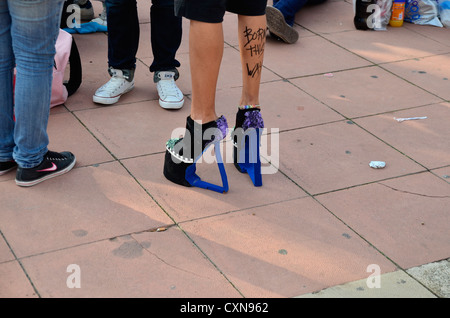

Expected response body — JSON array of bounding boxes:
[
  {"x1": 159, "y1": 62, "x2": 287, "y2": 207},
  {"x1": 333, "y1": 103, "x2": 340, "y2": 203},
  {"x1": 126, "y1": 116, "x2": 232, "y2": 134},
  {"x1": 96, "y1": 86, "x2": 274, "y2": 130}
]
[
  {"x1": 60, "y1": 0, "x2": 82, "y2": 97},
  {"x1": 61, "y1": 0, "x2": 76, "y2": 29},
  {"x1": 65, "y1": 36, "x2": 82, "y2": 97}
]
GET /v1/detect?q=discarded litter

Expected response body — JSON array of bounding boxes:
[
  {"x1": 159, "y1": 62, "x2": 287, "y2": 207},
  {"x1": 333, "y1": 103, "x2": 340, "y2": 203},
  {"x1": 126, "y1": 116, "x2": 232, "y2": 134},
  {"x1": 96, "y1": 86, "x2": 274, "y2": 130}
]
[
  {"x1": 369, "y1": 161, "x2": 386, "y2": 169},
  {"x1": 394, "y1": 116, "x2": 427, "y2": 122},
  {"x1": 324, "y1": 73, "x2": 334, "y2": 77},
  {"x1": 147, "y1": 227, "x2": 168, "y2": 233}
]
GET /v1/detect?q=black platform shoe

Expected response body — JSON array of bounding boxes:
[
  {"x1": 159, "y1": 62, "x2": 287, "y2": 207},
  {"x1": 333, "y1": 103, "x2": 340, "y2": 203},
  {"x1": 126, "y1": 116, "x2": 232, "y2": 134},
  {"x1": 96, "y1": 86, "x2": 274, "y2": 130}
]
[
  {"x1": 233, "y1": 107, "x2": 264, "y2": 187},
  {"x1": 163, "y1": 116, "x2": 229, "y2": 193}
]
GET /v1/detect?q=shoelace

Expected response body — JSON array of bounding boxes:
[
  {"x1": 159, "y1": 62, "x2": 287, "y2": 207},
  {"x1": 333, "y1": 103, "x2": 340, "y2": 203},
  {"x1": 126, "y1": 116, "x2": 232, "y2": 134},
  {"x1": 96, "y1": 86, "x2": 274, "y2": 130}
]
[
  {"x1": 158, "y1": 76, "x2": 181, "y2": 98},
  {"x1": 99, "y1": 75, "x2": 129, "y2": 94},
  {"x1": 45, "y1": 152, "x2": 69, "y2": 161}
]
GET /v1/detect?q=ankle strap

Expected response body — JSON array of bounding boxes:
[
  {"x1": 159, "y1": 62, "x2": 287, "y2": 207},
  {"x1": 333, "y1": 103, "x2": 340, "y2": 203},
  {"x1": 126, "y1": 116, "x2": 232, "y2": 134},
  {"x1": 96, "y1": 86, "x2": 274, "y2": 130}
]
[{"x1": 239, "y1": 104, "x2": 260, "y2": 110}]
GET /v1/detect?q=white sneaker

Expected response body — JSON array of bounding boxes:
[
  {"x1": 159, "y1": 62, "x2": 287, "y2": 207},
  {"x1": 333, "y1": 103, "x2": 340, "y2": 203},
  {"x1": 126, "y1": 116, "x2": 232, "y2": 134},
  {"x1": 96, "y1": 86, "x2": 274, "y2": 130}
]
[
  {"x1": 93, "y1": 68, "x2": 134, "y2": 105},
  {"x1": 91, "y1": 2, "x2": 107, "y2": 27},
  {"x1": 155, "y1": 71, "x2": 184, "y2": 110}
]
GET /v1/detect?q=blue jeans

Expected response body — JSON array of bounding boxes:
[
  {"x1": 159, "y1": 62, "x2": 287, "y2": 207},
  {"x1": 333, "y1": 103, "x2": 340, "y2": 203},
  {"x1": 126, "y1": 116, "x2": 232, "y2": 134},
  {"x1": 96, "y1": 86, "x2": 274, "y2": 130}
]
[
  {"x1": 0, "y1": 0, "x2": 64, "y2": 168},
  {"x1": 273, "y1": 0, "x2": 327, "y2": 26},
  {"x1": 106, "y1": 0, "x2": 182, "y2": 73}
]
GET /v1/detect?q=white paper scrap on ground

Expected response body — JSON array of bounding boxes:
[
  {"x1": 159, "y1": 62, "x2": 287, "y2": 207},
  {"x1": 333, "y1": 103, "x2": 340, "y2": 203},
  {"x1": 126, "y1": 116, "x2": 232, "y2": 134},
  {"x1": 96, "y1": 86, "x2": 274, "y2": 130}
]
[
  {"x1": 394, "y1": 116, "x2": 427, "y2": 122},
  {"x1": 369, "y1": 161, "x2": 386, "y2": 169}
]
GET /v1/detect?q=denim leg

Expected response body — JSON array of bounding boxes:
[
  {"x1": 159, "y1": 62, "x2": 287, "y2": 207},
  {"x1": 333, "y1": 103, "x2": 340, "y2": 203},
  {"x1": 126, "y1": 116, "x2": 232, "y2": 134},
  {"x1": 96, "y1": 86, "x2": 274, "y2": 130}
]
[
  {"x1": 149, "y1": 0, "x2": 182, "y2": 73},
  {"x1": 8, "y1": 0, "x2": 64, "y2": 168},
  {"x1": 105, "y1": 0, "x2": 139, "y2": 70},
  {"x1": 0, "y1": 0, "x2": 15, "y2": 162},
  {"x1": 273, "y1": 0, "x2": 309, "y2": 26}
]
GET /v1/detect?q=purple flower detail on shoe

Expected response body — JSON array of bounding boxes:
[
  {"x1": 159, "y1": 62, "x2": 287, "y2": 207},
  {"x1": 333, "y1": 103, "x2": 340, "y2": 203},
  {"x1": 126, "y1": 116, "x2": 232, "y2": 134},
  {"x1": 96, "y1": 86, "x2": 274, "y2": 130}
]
[
  {"x1": 242, "y1": 110, "x2": 264, "y2": 130},
  {"x1": 216, "y1": 115, "x2": 228, "y2": 140}
]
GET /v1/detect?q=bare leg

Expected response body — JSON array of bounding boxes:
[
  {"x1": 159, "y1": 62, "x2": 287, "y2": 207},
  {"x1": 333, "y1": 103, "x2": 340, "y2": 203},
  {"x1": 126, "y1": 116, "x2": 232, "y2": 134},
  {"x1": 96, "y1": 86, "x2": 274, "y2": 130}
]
[
  {"x1": 189, "y1": 20, "x2": 223, "y2": 123},
  {"x1": 188, "y1": 14, "x2": 266, "y2": 121},
  {"x1": 238, "y1": 14, "x2": 266, "y2": 107}
]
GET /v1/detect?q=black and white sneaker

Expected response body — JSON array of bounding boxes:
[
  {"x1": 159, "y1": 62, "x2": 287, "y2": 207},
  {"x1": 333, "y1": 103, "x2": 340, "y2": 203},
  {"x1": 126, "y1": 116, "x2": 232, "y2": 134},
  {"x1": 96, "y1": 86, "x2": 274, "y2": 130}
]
[
  {"x1": 266, "y1": 6, "x2": 299, "y2": 44},
  {"x1": 0, "y1": 160, "x2": 17, "y2": 176},
  {"x1": 15, "y1": 151, "x2": 76, "y2": 187},
  {"x1": 155, "y1": 71, "x2": 184, "y2": 110},
  {"x1": 93, "y1": 68, "x2": 135, "y2": 105}
]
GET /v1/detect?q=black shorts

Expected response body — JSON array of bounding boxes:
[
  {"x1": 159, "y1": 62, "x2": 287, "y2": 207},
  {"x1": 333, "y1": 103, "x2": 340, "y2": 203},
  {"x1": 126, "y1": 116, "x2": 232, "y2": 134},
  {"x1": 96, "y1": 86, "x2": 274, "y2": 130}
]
[{"x1": 175, "y1": 0, "x2": 267, "y2": 23}]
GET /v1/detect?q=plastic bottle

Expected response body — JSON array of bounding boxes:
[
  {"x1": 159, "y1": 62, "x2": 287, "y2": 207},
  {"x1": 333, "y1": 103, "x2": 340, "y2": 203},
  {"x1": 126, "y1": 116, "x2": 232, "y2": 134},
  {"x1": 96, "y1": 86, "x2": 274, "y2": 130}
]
[
  {"x1": 354, "y1": 0, "x2": 378, "y2": 30},
  {"x1": 389, "y1": 0, "x2": 406, "y2": 27}
]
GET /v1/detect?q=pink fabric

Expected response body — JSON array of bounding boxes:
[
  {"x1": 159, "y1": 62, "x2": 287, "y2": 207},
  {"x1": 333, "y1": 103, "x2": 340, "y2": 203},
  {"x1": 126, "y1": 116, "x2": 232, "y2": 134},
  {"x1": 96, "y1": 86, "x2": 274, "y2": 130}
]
[{"x1": 50, "y1": 29, "x2": 71, "y2": 108}]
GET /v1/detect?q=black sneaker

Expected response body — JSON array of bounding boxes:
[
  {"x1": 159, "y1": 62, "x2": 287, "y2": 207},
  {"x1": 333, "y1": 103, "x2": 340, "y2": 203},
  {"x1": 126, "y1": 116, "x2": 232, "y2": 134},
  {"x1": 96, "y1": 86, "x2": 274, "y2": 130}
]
[
  {"x1": 78, "y1": 0, "x2": 94, "y2": 21},
  {"x1": 15, "y1": 151, "x2": 76, "y2": 187},
  {"x1": 0, "y1": 160, "x2": 17, "y2": 176},
  {"x1": 266, "y1": 6, "x2": 299, "y2": 44}
]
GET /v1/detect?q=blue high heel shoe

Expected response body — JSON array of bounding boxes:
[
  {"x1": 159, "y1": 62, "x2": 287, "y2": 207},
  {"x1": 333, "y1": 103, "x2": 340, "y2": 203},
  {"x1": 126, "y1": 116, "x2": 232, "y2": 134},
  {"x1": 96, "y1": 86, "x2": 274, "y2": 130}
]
[
  {"x1": 233, "y1": 107, "x2": 264, "y2": 187},
  {"x1": 163, "y1": 116, "x2": 229, "y2": 193}
]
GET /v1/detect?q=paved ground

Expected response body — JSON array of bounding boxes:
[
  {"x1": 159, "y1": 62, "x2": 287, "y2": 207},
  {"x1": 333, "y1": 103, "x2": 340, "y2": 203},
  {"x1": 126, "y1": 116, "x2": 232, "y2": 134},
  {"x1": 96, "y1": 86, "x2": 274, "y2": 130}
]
[{"x1": 1, "y1": 0, "x2": 449, "y2": 298}]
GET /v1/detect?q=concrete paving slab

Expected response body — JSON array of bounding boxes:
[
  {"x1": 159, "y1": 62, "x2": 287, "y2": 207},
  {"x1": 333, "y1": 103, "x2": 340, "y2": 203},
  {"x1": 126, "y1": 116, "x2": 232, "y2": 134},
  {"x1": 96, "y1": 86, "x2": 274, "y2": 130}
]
[
  {"x1": 297, "y1": 270, "x2": 436, "y2": 298},
  {"x1": 317, "y1": 172, "x2": 450, "y2": 269},
  {"x1": 355, "y1": 103, "x2": 450, "y2": 169},
  {"x1": 407, "y1": 258, "x2": 450, "y2": 298},
  {"x1": 291, "y1": 67, "x2": 442, "y2": 118},
  {"x1": 20, "y1": 228, "x2": 240, "y2": 297},
  {"x1": 0, "y1": 261, "x2": 37, "y2": 298},
  {"x1": 1, "y1": 0, "x2": 449, "y2": 299},
  {"x1": 181, "y1": 198, "x2": 396, "y2": 297},
  {"x1": 277, "y1": 121, "x2": 425, "y2": 195}
]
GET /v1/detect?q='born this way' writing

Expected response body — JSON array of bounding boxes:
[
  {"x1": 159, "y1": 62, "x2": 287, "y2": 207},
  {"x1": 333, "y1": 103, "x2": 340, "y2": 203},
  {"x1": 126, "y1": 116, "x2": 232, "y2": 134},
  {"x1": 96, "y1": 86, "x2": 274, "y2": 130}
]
[
  {"x1": 243, "y1": 26, "x2": 266, "y2": 57},
  {"x1": 243, "y1": 26, "x2": 266, "y2": 47},
  {"x1": 242, "y1": 26, "x2": 266, "y2": 78},
  {"x1": 247, "y1": 61, "x2": 263, "y2": 78}
]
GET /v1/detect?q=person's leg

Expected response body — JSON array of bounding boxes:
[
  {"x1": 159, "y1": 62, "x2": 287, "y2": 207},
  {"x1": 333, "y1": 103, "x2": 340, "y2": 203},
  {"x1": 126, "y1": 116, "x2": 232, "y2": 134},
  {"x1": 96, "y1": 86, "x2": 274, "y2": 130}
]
[
  {"x1": 189, "y1": 12, "x2": 268, "y2": 112},
  {"x1": 188, "y1": 20, "x2": 223, "y2": 123},
  {"x1": 164, "y1": 0, "x2": 229, "y2": 192},
  {"x1": 233, "y1": 14, "x2": 266, "y2": 186},
  {"x1": 225, "y1": 0, "x2": 266, "y2": 186},
  {"x1": 173, "y1": 0, "x2": 228, "y2": 123},
  {"x1": 164, "y1": 0, "x2": 267, "y2": 189},
  {"x1": 93, "y1": 0, "x2": 138, "y2": 105},
  {"x1": 0, "y1": 0, "x2": 16, "y2": 169},
  {"x1": 180, "y1": 0, "x2": 267, "y2": 120},
  {"x1": 225, "y1": 0, "x2": 267, "y2": 107},
  {"x1": 7, "y1": 0, "x2": 76, "y2": 186},
  {"x1": 150, "y1": 0, "x2": 181, "y2": 73},
  {"x1": 106, "y1": 0, "x2": 139, "y2": 70},
  {"x1": 237, "y1": 14, "x2": 266, "y2": 107},
  {"x1": 150, "y1": 0, "x2": 184, "y2": 109},
  {"x1": 9, "y1": 0, "x2": 64, "y2": 168}
]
